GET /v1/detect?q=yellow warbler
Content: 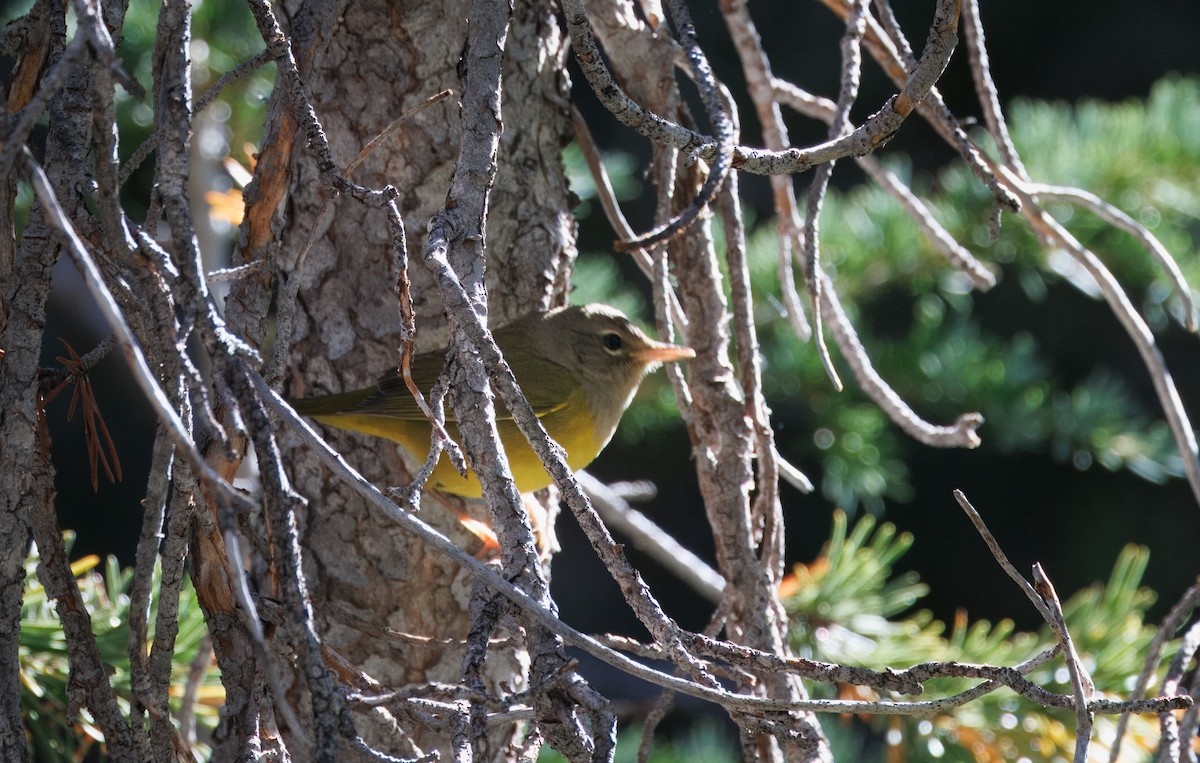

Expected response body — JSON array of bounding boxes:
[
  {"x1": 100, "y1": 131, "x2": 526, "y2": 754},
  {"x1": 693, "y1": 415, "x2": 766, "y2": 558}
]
[{"x1": 292, "y1": 304, "x2": 694, "y2": 496}]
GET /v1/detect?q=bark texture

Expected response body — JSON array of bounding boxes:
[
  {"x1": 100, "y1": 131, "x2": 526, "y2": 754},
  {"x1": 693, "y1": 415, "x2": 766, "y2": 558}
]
[{"x1": 222, "y1": 0, "x2": 576, "y2": 756}]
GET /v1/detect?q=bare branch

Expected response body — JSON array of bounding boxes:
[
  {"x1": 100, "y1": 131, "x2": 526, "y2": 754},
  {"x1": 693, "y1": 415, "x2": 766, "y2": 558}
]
[
  {"x1": 120, "y1": 50, "x2": 274, "y2": 187},
  {"x1": 960, "y1": 0, "x2": 1028, "y2": 181},
  {"x1": 1024, "y1": 183, "x2": 1198, "y2": 331},
  {"x1": 801, "y1": 0, "x2": 869, "y2": 393},
  {"x1": 220, "y1": 528, "x2": 310, "y2": 750},
  {"x1": 823, "y1": 277, "x2": 985, "y2": 448},
  {"x1": 564, "y1": 0, "x2": 964, "y2": 176},
  {"x1": 720, "y1": 0, "x2": 812, "y2": 341},
  {"x1": 995, "y1": 166, "x2": 1200, "y2": 508},
  {"x1": 245, "y1": 0, "x2": 399, "y2": 208},
  {"x1": 569, "y1": 105, "x2": 688, "y2": 330},
  {"x1": 1157, "y1": 618, "x2": 1200, "y2": 763},
  {"x1": 1031, "y1": 563, "x2": 1094, "y2": 763},
  {"x1": 1110, "y1": 575, "x2": 1200, "y2": 762},
  {"x1": 578, "y1": 471, "x2": 725, "y2": 603},
  {"x1": 615, "y1": 0, "x2": 736, "y2": 249},
  {"x1": 954, "y1": 490, "x2": 1054, "y2": 622},
  {"x1": 20, "y1": 148, "x2": 253, "y2": 514},
  {"x1": 771, "y1": 77, "x2": 996, "y2": 291},
  {"x1": 822, "y1": 0, "x2": 1021, "y2": 213}
]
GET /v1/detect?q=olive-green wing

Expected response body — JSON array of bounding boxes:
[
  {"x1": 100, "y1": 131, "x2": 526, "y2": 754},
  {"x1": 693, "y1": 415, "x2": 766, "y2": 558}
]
[
  {"x1": 345, "y1": 347, "x2": 573, "y2": 421},
  {"x1": 348, "y1": 348, "x2": 454, "y2": 419}
]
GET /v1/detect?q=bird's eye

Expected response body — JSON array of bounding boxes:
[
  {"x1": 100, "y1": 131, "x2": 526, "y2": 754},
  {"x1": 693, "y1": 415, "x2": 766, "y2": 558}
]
[{"x1": 601, "y1": 332, "x2": 623, "y2": 352}]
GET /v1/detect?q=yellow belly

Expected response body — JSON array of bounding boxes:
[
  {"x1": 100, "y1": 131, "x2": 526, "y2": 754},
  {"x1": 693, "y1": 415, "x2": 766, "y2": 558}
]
[{"x1": 316, "y1": 387, "x2": 601, "y2": 497}]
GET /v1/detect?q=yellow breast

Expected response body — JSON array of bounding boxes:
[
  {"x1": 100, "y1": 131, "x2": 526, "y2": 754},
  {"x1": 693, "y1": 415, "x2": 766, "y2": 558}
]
[{"x1": 341, "y1": 385, "x2": 602, "y2": 497}]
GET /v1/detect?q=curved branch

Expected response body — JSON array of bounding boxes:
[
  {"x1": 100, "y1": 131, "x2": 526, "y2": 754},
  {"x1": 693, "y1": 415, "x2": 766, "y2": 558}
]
[
  {"x1": 996, "y1": 167, "x2": 1200, "y2": 509},
  {"x1": 616, "y1": 0, "x2": 736, "y2": 249},
  {"x1": 960, "y1": 0, "x2": 1028, "y2": 181},
  {"x1": 1025, "y1": 183, "x2": 1198, "y2": 332},
  {"x1": 1109, "y1": 575, "x2": 1200, "y2": 763},
  {"x1": 820, "y1": 273, "x2": 985, "y2": 448},
  {"x1": 720, "y1": 0, "x2": 813, "y2": 341},
  {"x1": 563, "y1": 0, "x2": 964, "y2": 176},
  {"x1": 771, "y1": 77, "x2": 996, "y2": 291},
  {"x1": 820, "y1": 0, "x2": 1020, "y2": 213}
]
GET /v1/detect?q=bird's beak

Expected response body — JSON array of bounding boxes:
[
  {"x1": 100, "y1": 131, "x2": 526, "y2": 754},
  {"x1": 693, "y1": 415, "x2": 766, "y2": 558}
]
[{"x1": 632, "y1": 342, "x2": 696, "y2": 363}]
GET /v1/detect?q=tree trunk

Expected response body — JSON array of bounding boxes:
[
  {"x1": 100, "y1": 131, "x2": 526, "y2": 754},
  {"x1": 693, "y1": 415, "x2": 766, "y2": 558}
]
[{"x1": 221, "y1": 0, "x2": 575, "y2": 757}]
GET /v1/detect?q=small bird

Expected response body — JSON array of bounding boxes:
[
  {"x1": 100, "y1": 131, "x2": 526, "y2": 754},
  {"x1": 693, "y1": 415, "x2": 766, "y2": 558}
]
[{"x1": 291, "y1": 304, "x2": 694, "y2": 496}]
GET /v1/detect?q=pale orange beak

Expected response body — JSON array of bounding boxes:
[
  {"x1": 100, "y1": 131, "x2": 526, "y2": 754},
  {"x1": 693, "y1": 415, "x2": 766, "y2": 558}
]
[{"x1": 632, "y1": 342, "x2": 696, "y2": 363}]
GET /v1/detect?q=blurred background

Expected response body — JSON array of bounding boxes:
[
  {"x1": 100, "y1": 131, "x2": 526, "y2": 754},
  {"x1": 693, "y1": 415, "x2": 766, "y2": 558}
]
[
  {"x1": 5, "y1": 0, "x2": 1199, "y2": 758},
  {"x1": 564, "y1": 0, "x2": 1200, "y2": 634}
]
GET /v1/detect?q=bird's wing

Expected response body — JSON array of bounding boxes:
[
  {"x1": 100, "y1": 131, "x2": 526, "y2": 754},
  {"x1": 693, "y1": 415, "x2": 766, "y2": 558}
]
[
  {"x1": 347, "y1": 348, "x2": 572, "y2": 421},
  {"x1": 351, "y1": 348, "x2": 452, "y2": 419},
  {"x1": 503, "y1": 351, "x2": 578, "y2": 417}
]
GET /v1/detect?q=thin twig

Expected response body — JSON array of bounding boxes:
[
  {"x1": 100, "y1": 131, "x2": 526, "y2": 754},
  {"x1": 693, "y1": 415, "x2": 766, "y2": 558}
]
[
  {"x1": 1178, "y1": 664, "x2": 1200, "y2": 763},
  {"x1": 74, "y1": 0, "x2": 131, "y2": 259},
  {"x1": 1024, "y1": 183, "x2": 1197, "y2": 332},
  {"x1": 125, "y1": 426, "x2": 173, "y2": 759},
  {"x1": 234, "y1": 361, "x2": 349, "y2": 760},
  {"x1": 20, "y1": 147, "x2": 254, "y2": 514},
  {"x1": 771, "y1": 77, "x2": 996, "y2": 290},
  {"x1": 801, "y1": 0, "x2": 868, "y2": 392},
  {"x1": 38, "y1": 333, "x2": 116, "y2": 393},
  {"x1": 569, "y1": 105, "x2": 687, "y2": 332},
  {"x1": 716, "y1": 170, "x2": 795, "y2": 576},
  {"x1": 578, "y1": 471, "x2": 724, "y2": 603},
  {"x1": 563, "y1": 0, "x2": 965, "y2": 176},
  {"x1": 1110, "y1": 575, "x2": 1200, "y2": 762},
  {"x1": 822, "y1": 277, "x2": 985, "y2": 448},
  {"x1": 176, "y1": 636, "x2": 212, "y2": 749},
  {"x1": 120, "y1": 50, "x2": 274, "y2": 187},
  {"x1": 615, "y1": 0, "x2": 736, "y2": 249},
  {"x1": 246, "y1": 0, "x2": 399, "y2": 208},
  {"x1": 954, "y1": 490, "x2": 1054, "y2": 622},
  {"x1": 994, "y1": 165, "x2": 1200, "y2": 509},
  {"x1": 145, "y1": 464, "x2": 199, "y2": 758},
  {"x1": 822, "y1": 0, "x2": 1021, "y2": 214},
  {"x1": 637, "y1": 691, "x2": 675, "y2": 763},
  {"x1": 720, "y1": 0, "x2": 813, "y2": 341},
  {"x1": 960, "y1": 0, "x2": 1028, "y2": 181},
  {"x1": 1157, "y1": 619, "x2": 1200, "y2": 763},
  {"x1": 858, "y1": 154, "x2": 997, "y2": 289},
  {"x1": 1031, "y1": 563, "x2": 1094, "y2": 763}
]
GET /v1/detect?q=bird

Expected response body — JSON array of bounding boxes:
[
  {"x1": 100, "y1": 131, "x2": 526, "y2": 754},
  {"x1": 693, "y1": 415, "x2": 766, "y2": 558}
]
[{"x1": 291, "y1": 303, "x2": 694, "y2": 497}]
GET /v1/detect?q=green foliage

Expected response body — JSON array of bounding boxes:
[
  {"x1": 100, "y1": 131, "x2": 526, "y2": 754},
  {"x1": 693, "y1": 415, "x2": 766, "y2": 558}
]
[
  {"x1": 571, "y1": 78, "x2": 1200, "y2": 512},
  {"x1": 563, "y1": 142, "x2": 646, "y2": 225},
  {"x1": 781, "y1": 513, "x2": 1172, "y2": 762},
  {"x1": 21, "y1": 535, "x2": 219, "y2": 762},
  {"x1": 568, "y1": 251, "x2": 649, "y2": 321},
  {"x1": 755, "y1": 77, "x2": 1199, "y2": 512}
]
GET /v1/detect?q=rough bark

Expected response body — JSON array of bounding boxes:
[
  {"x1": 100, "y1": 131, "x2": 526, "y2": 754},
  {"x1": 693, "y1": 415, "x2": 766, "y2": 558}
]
[
  {"x1": 219, "y1": 0, "x2": 575, "y2": 757},
  {"x1": 1, "y1": 3, "x2": 98, "y2": 760}
]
